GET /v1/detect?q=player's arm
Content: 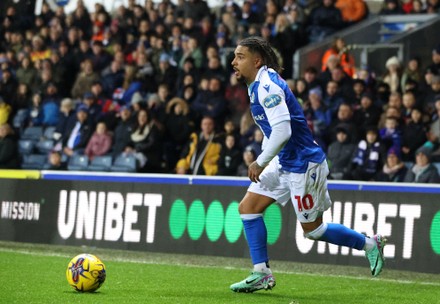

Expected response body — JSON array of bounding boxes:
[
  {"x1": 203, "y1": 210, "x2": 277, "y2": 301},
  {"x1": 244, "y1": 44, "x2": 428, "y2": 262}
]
[
  {"x1": 248, "y1": 120, "x2": 291, "y2": 183},
  {"x1": 256, "y1": 120, "x2": 291, "y2": 167}
]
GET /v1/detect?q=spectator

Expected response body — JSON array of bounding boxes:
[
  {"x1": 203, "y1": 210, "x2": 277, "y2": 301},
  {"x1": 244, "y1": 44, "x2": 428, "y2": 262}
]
[
  {"x1": 383, "y1": 56, "x2": 402, "y2": 94},
  {"x1": 62, "y1": 105, "x2": 94, "y2": 157},
  {"x1": 379, "y1": 116, "x2": 402, "y2": 152},
  {"x1": 71, "y1": 58, "x2": 100, "y2": 99},
  {"x1": 323, "y1": 80, "x2": 345, "y2": 118},
  {"x1": 124, "y1": 108, "x2": 163, "y2": 172},
  {"x1": 0, "y1": 96, "x2": 12, "y2": 125},
  {"x1": 164, "y1": 97, "x2": 194, "y2": 171},
  {"x1": 350, "y1": 126, "x2": 384, "y2": 181},
  {"x1": 327, "y1": 102, "x2": 358, "y2": 145},
  {"x1": 54, "y1": 98, "x2": 76, "y2": 142},
  {"x1": 327, "y1": 125, "x2": 356, "y2": 180},
  {"x1": 112, "y1": 105, "x2": 134, "y2": 158},
  {"x1": 217, "y1": 133, "x2": 242, "y2": 176},
  {"x1": 271, "y1": 13, "x2": 298, "y2": 79},
  {"x1": 44, "y1": 150, "x2": 66, "y2": 170},
  {"x1": 321, "y1": 37, "x2": 355, "y2": 78},
  {"x1": 84, "y1": 121, "x2": 112, "y2": 160},
  {"x1": 155, "y1": 53, "x2": 178, "y2": 95},
  {"x1": 401, "y1": 107, "x2": 427, "y2": 162},
  {"x1": 15, "y1": 56, "x2": 38, "y2": 91},
  {"x1": 0, "y1": 123, "x2": 19, "y2": 169},
  {"x1": 306, "y1": 0, "x2": 343, "y2": 43},
  {"x1": 401, "y1": 91, "x2": 419, "y2": 124},
  {"x1": 353, "y1": 93, "x2": 381, "y2": 138},
  {"x1": 304, "y1": 87, "x2": 332, "y2": 149},
  {"x1": 401, "y1": 56, "x2": 423, "y2": 92},
  {"x1": 176, "y1": 116, "x2": 221, "y2": 175},
  {"x1": 236, "y1": 145, "x2": 256, "y2": 177},
  {"x1": 423, "y1": 75, "x2": 440, "y2": 114},
  {"x1": 26, "y1": 92, "x2": 44, "y2": 127},
  {"x1": 335, "y1": 0, "x2": 368, "y2": 27},
  {"x1": 191, "y1": 76, "x2": 227, "y2": 126},
  {"x1": 225, "y1": 73, "x2": 248, "y2": 126},
  {"x1": 379, "y1": 0, "x2": 406, "y2": 15},
  {"x1": 404, "y1": 145, "x2": 440, "y2": 183},
  {"x1": 0, "y1": 67, "x2": 18, "y2": 103},
  {"x1": 376, "y1": 146, "x2": 407, "y2": 182},
  {"x1": 425, "y1": 100, "x2": 440, "y2": 162},
  {"x1": 80, "y1": 92, "x2": 103, "y2": 124}
]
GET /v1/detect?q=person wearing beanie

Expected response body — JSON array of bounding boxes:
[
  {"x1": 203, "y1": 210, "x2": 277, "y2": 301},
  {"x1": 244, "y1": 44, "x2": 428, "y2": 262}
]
[
  {"x1": 404, "y1": 145, "x2": 440, "y2": 183},
  {"x1": 376, "y1": 146, "x2": 407, "y2": 182}
]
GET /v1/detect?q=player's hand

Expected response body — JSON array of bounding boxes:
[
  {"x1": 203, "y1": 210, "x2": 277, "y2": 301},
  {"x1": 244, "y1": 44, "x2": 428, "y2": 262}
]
[{"x1": 248, "y1": 161, "x2": 265, "y2": 183}]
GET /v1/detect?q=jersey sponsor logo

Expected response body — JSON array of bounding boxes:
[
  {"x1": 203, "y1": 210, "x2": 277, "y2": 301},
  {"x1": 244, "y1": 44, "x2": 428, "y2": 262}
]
[
  {"x1": 263, "y1": 84, "x2": 270, "y2": 92},
  {"x1": 254, "y1": 113, "x2": 266, "y2": 121},
  {"x1": 263, "y1": 94, "x2": 282, "y2": 108}
]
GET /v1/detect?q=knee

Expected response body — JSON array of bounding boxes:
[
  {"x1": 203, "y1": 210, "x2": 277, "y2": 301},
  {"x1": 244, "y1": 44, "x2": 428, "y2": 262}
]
[{"x1": 304, "y1": 222, "x2": 328, "y2": 240}]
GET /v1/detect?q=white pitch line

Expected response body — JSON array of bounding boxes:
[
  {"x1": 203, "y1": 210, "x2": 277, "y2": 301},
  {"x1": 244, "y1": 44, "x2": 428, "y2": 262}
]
[{"x1": 1, "y1": 247, "x2": 439, "y2": 287}]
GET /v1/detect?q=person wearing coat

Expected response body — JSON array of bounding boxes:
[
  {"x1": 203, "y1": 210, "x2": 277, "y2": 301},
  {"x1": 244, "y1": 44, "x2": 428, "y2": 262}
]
[{"x1": 404, "y1": 146, "x2": 440, "y2": 183}]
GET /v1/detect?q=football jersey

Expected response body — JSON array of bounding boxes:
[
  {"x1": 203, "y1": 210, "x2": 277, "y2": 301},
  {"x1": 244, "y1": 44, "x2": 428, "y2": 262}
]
[{"x1": 248, "y1": 66, "x2": 325, "y2": 173}]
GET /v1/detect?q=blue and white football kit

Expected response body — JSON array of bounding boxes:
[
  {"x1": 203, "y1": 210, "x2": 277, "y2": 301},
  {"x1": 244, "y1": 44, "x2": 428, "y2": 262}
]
[{"x1": 242, "y1": 66, "x2": 368, "y2": 268}]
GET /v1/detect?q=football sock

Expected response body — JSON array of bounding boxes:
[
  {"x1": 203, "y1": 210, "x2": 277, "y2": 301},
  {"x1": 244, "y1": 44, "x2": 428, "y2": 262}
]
[
  {"x1": 241, "y1": 214, "x2": 269, "y2": 266},
  {"x1": 320, "y1": 223, "x2": 366, "y2": 250},
  {"x1": 253, "y1": 262, "x2": 271, "y2": 274},
  {"x1": 364, "y1": 236, "x2": 376, "y2": 251}
]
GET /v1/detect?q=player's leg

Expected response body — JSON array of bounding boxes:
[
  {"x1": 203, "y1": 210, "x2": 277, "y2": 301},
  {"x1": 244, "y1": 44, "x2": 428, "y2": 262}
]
[
  {"x1": 230, "y1": 159, "x2": 290, "y2": 292},
  {"x1": 293, "y1": 161, "x2": 387, "y2": 276},
  {"x1": 230, "y1": 192, "x2": 277, "y2": 293}
]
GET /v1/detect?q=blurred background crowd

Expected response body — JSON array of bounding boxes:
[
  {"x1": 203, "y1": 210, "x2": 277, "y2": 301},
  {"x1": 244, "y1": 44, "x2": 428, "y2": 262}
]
[{"x1": 0, "y1": 0, "x2": 440, "y2": 183}]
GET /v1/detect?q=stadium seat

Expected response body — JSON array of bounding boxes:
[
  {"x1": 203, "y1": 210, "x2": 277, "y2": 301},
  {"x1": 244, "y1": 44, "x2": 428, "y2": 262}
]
[
  {"x1": 21, "y1": 126, "x2": 44, "y2": 142},
  {"x1": 12, "y1": 109, "x2": 28, "y2": 131},
  {"x1": 67, "y1": 155, "x2": 89, "y2": 171},
  {"x1": 43, "y1": 126, "x2": 56, "y2": 140},
  {"x1": 87, "y1": 155, "x2": 113, "y2": 172},
  {"x1": 21, "y1": 154, "x2": 47, "y2": 170},
  {"x1": 110, "y1": 154, "x2": 137, "y2": 172},
  {"x1": 18, "y1": 139, "x2": 36, "y2": 155},
  {"x1": 36, "y1": 139, "x2": 55, "y2": 155}
]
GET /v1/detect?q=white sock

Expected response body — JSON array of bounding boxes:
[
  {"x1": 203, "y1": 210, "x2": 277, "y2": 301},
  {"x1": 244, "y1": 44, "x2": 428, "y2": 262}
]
[
  {"x1": 364, "y1": 236, "x2": 376, "y2": 251},
  {"x1": 253, "y1": 262, "x2": 271, "y2": 274}
]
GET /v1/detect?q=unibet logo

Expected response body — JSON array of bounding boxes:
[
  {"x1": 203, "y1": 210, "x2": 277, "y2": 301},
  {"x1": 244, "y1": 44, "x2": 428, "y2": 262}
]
[{"x1": 168, "y1": 199, "x2": 282, "y2": 245}]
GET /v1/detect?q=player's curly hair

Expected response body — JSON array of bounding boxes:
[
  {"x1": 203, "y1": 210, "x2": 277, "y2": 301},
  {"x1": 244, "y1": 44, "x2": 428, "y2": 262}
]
[{"x1": 238, "y1": 36, "x2": 282, "y2": 73}]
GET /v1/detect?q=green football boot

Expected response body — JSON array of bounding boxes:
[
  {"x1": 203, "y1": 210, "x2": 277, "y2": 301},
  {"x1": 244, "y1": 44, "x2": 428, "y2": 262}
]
[
  {"x1": 230, "y1": 272, "x2": 276, "y2": 293},
  {"x1": 365, "y1": 234, "x2": 387, "y2": 276}
]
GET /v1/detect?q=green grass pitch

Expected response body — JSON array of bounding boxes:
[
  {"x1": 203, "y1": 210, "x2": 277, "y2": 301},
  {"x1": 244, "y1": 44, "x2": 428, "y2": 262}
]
[{"x1": 0, "y1": 241, "x2": 439, "y2": 304}]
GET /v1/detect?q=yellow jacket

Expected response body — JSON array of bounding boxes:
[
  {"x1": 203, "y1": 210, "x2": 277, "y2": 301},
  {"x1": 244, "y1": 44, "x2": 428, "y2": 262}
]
[{"x1": 176, "y1": 132, "x2": 221, "y2": 175}]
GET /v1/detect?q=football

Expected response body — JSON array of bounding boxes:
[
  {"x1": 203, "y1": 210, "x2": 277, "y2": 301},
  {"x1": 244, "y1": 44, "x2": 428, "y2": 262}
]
[{"x1": 66, "y1": 253, "x2": 106, "y2": 292}]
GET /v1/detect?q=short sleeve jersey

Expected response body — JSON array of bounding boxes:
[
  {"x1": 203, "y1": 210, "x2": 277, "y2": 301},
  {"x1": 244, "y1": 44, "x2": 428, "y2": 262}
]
[{"x1": 248, "y1": 66, "x2": 325, "y2": 173}]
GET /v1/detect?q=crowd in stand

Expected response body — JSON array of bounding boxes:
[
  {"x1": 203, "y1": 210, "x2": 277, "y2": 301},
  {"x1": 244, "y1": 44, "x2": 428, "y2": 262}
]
[{"x1": 0, "y1": 0, "x2": 440, "y2": 183}]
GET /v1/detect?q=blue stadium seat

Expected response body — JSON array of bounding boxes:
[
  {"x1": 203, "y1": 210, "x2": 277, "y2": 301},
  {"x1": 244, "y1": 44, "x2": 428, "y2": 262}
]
[
  {"x1": 87, "y1": 155, "x2": 113, "y2": 172},
  {"x1": 18, "y1": 139, "x2": 36, "y2": 155},
  {"x1": 21, "y1": 126, "x2": 44, "y2": 142},
  {"x1": 21, "y1": 154, "x2": 47, "y2": 170},
  {"x1": 36, "y1": 139, "x2": 55, "y2": 155},
  {"x1": 12, "y1": 109, "x2": 28, "y2": 131},
  {"x1": 67, "y1": 155, "x2": 89, "y2": 171},
  {"x1": 43, "y1": 126, "x2": 56, "y2": 140},
  {"x1": 110, "y1": 154, "x2": 137, "y2": 172}
]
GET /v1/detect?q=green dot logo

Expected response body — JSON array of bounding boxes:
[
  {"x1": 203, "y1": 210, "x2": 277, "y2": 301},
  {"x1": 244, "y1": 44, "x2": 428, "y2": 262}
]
[
  {"x1": 224, "y1": 201, "x2": 242, "y2": 243},
  {"x1": 206, "y1": 200, "x2": 224, "y2": 241},
  {"x1": 169, "y1": 199, "x2": 187, "y2": 239},
  {"x1": 430, "y1": 211, "x2": 440, "y2": 254},
  {"x1": 187, "y1": 200, "x2": 205, "y2": 240},
  {"x1": 264, "y1": 204, "x2": 282, "y2": 245},
  {"x1": 168, "y1": 199, "x2": 282, "y2": 245}
]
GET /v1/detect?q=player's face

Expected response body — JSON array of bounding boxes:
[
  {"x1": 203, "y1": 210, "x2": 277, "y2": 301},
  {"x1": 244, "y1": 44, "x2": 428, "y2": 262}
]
[{"x1": 231, "y1": 45, "x2": 260, "y2": 85}]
